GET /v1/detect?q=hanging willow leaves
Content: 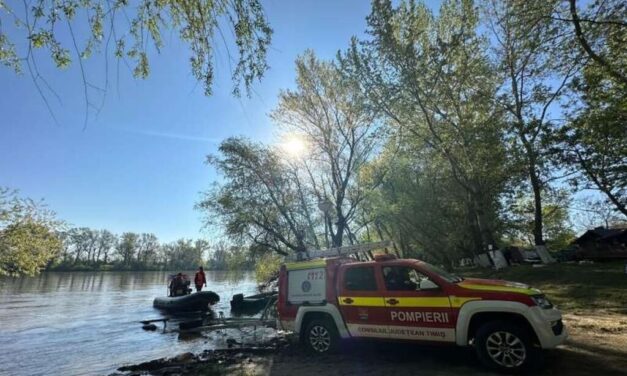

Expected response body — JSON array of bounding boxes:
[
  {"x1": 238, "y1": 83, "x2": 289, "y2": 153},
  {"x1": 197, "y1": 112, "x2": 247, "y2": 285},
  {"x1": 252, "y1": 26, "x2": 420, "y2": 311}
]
[{"x1": 0, "y1": 0, "x2": 272, "y2": 98}]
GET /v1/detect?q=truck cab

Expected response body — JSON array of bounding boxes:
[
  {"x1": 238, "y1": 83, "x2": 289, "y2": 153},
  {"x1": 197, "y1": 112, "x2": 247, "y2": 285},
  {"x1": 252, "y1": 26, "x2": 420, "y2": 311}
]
[{"x1": 277, "y1": 252, "x2": 567, "y2": 372}]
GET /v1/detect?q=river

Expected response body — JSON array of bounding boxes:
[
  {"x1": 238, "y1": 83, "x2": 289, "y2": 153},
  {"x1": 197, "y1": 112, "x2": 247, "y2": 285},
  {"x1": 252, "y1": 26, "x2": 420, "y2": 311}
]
[{"x1": 0, "y1": 271, "x2": 260, "y2": 376}]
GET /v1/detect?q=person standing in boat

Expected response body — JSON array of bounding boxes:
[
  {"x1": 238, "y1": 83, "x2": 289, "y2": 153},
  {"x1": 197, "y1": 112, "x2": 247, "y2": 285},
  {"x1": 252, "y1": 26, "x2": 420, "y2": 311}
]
[{"x1": 194, "y1": 266, "x2": 207, "y2": 292}]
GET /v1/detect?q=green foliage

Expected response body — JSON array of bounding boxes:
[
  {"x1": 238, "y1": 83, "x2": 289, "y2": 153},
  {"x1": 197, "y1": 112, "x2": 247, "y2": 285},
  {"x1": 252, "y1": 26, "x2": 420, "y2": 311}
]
[
  {"x1": 116, "y1": 232, "x2": 140, "y2": 267},
  {"x1": 0, "y1": 0, "x2": 272, "y2": 96},
  {"x1": 200, "y1": 49, "x2": 382, "y2": 256},
  {"x1": 481, "y1": 0, "x2": 579, "y2": 246},
  {"x1": 558, "y1": 0, "x2": 627, "y2": 216},
  {"x1": 0, "y1": 221, "x2": 62, "y2": 277},
  {"x1": 254, "y1": 252, "x2": 282, "y2": 283},
  {"x1": 0, "y1": 33, "x2": 20, "y2": 73},
  {"x1": 271, "y1": 50, "x2": 382, "y2": 248},
  {"x1": 198, "y1": 137, "x2": 316, "y2": 255},
  {"x1": 50, "y1": 226, "x2": 214, "y2": 272},
  {"x1": 339, "y1": 0, "x2": 509, "y2": 257},
  {"x1": 225, "y1": 247, "x2": 248, "y2": 270},
  {"x1": 161, "y1": 239, "x2": 208, "y2": 271},
  {"x1": 504, "y1": 190, "x2": 576, "y2": 250},
  {"x1": 0, "y1": 188, "x2": 63, "y2": 277}
]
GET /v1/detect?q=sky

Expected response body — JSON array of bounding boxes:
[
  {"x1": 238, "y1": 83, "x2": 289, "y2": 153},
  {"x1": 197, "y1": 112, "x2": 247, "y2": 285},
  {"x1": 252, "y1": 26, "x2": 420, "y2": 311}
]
[{"x1": 2, "y1": 1, "x2": 441, "y2": 242}]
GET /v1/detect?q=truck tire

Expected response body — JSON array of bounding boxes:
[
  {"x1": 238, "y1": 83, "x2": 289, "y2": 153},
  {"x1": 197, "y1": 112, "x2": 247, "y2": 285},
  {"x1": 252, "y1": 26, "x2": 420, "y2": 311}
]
[
  {"x1": 304, "y1": 318, "x2": 339, "y2": 354},
  {"x1": 475, "y1": 320, "x2": 540, "y2": 372}
]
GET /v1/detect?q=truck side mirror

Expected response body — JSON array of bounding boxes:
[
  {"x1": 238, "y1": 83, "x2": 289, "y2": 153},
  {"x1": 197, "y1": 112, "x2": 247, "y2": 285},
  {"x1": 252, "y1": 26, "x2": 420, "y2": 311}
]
[{"x1": 419, "y1": 279, "x2": 439, "y2": 290}]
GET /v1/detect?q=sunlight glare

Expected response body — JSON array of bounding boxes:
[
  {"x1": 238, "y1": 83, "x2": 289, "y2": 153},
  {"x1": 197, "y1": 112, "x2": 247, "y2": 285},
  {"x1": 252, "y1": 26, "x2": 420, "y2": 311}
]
[{"x1": 281, "y1": 135, "x2": 308, "y2": 159}]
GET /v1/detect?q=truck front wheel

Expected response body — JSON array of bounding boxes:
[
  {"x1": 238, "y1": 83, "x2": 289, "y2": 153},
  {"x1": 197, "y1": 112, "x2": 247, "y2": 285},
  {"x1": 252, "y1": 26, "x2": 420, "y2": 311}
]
[
  {"x1": 304, "y1": 319, "x2": 339, "y2": 354},
  {"x1": 475, "y1": 321, "x2": 540, "y2": 372}
]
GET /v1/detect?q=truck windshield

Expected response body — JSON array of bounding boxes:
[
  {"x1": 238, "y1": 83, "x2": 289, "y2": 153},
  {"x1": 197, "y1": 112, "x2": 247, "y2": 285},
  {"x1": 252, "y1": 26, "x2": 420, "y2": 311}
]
[{"x1": 420, "y1": 262, "x2": 463, "y2": 283}]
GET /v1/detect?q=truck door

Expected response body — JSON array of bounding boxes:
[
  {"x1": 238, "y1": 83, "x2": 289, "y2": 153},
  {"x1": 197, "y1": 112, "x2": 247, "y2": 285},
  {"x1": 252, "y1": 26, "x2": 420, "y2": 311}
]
[
  {"x1": 382, "y1": 265, "x2": 456, "y2": 343},
  {"x1": 337, "y1": 265, "x2": 388, "y2": 338}
]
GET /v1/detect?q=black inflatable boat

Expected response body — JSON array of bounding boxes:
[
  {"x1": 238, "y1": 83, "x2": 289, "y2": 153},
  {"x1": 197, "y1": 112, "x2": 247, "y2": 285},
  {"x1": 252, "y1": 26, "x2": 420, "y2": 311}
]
[
  {"x1": 153, "y1": 291, "x2": 220, "y2": 312},
  {"x1": 230, "y1": 292, "x2": 276, "y2": 313}
]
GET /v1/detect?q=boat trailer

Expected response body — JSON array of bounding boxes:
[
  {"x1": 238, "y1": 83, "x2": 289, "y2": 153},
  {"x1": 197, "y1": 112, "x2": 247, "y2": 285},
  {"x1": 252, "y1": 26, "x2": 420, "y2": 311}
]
[{"x1": 141, "y1": 294, "x2": 278, "y2": 334}]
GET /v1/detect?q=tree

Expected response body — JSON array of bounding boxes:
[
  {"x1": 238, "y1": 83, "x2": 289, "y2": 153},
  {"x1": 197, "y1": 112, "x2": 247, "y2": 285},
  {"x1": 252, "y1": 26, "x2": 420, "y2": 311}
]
[
  {"x1": 0, "y1": 222, "x2": 62, "y2": 277},
  {"x1": 483, "y1": 0, "x2": 580, "y2": 249},
  {"x1": 362, "y1": 149, "x2": 484, "y2": 267},
  {"x1": 271, "y1": 51, "x2": 382, "y2": 247},
  {"x1": 198, "y1": 137, "x2": 317, "y2": 256},
  {"x1": 225, "y1": 245, "x2": 249, "y2": 270},
  {"x1": 558, "y1": 0, "x2": 627, "y2": 216},
  {"x1": 504, "y1": 189, "x2": 575, "y2": 250},
  {"x1": 340, "y1": 0, "x2": 509, "y2": 254},
  {"x1": 97, "y1": 230, "x2": 117, "y2": 264},
  {"x1": 207, "y1": 240, "x2": 229, "y2": 270},
  {"x1": 161, "y1": 238, "x2": 206, "y2": 270},
  {"x1": 137, "y1": 233, "x2": 159, "y2": 265},
  {"x1": 566, "y1": 0, "x2": 627, "y2": 86},
  {"x1": 57, "y1": 230, "x2": 72, "y2": 263},
  {"x1": 561, "y1": 90, "x2": 627, "y2": 216},
  {"x1": 67, "y1": 227, "x2": 96, "y2": 265},
  {"x1": 0, "y1": 0, "x2": 272, "y2": 123},
  {"x1": 117, "y1": 232, "x2": 139, "y2": 267},
  {"x1": 193, "y1": 239, "x2": 210, "y2": 267},
  {"x1": 572, "y1": 197, "x2": 626, "y2": 231},
  {"x1": 0, "y1": 187, "x2": 63, "y2": 276}
]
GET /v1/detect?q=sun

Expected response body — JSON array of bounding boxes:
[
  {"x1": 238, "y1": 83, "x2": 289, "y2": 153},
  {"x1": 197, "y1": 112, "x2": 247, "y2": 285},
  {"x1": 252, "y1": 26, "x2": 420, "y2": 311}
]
[{"x1": 281, "y1": 135, "x2": 308, "y2": 158}]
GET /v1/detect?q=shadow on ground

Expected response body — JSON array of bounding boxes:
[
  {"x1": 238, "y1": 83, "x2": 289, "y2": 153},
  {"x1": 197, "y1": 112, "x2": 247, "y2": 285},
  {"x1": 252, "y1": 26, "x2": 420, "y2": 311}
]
[{"x1": 269, "y1": 340, "x2": 627, "y2": 376}]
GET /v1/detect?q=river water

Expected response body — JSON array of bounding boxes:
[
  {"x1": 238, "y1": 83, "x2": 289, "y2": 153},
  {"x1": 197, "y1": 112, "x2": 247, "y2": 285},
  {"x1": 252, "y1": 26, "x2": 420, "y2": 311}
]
[{"x1": 0, "y1": 271, "x2": 260, "y2": 376}]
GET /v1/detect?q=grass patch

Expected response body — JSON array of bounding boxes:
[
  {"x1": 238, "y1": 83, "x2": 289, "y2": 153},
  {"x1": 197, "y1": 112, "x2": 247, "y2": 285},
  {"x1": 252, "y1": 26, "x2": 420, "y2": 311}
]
[{"x1": 457, "y1": 261, "x2": 627, "y2": 312}]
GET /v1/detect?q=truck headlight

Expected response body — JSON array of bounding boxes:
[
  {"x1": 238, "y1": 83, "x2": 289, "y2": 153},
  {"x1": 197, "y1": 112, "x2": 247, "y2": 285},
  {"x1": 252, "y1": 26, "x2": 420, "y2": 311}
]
[{"x1": 531, "y1": 294, "x2": 553, "y2": 309}]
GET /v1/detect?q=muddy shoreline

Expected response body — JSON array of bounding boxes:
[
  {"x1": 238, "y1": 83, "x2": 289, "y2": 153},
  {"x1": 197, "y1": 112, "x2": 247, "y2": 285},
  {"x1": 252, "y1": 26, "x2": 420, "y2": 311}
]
[
  {"x1": 112, "y1": 309, "x2": 627, "y2": 376},
  {"x1": 110, "y1": 347, "x2": 276, "y2": 376}
]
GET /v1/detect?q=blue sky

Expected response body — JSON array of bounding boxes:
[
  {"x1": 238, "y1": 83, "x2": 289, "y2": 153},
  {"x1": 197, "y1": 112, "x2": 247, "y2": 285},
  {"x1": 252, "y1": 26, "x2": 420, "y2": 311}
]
[{"x1": 2, "y1": 1, "x2": 435, "y2": 242}]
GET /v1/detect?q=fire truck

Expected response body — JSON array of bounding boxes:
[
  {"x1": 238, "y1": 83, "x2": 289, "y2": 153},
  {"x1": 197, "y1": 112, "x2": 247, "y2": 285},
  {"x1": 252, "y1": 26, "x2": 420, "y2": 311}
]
[{"x1": 277, "y1": 241, "x2": 567, "y2": 372}]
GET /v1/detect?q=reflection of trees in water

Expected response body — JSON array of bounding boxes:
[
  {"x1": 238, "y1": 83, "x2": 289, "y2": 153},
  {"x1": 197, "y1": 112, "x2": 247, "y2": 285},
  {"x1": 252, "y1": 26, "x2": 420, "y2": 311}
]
[
  {"x1": 205, "y1": 270, "x2": 250, "y2": 284},
  {"x1": 0, "y1": 270, "x2": 255, "y2": 295}
]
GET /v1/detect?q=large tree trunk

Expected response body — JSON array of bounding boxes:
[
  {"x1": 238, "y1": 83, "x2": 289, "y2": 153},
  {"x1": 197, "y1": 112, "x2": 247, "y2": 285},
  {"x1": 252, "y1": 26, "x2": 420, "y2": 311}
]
[
  {"x1": 474, "y1": 198, "x2": 496, "y2": 249},
  {"x1": 529, "y1": 162, "x2": 545, "y2": 246},
  {"x1": 468, "y1": 182, "x2": 497, "y2": 253},
  {"x1": 331, "y1": 221, "x2": 345, "y2": 247},
  {"x1": 466, "y1": 199, "x2": 485, "y2": 255},
  {"x1": 527, "y1": 156, "x2": 555, "y2": 263}
]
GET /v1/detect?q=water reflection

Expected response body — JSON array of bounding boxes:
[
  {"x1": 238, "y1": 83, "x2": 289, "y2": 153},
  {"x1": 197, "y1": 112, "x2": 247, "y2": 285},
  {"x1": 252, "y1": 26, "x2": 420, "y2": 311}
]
[{"x1": 0, "y1": 271, "x2": 257, "y2": 376}]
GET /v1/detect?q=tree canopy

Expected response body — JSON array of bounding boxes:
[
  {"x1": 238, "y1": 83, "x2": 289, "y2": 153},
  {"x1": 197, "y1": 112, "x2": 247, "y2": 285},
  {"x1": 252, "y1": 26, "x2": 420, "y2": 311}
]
[
  {"x1": 200, "y1": 0, "x2": 625, "y2": 267},
  {"x1": 0, "y1": 188, "x2": 63, "y2": 276}
]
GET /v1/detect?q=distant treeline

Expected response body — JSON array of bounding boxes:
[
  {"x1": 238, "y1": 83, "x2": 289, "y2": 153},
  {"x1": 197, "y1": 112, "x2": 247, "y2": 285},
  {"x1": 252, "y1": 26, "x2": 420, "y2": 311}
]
[
  {"x1": 1, "y1": 188, "x2": 276, "y2": 278},
  {"x1": 47, "y1": 227, "x2": 256, "y2": 272}
]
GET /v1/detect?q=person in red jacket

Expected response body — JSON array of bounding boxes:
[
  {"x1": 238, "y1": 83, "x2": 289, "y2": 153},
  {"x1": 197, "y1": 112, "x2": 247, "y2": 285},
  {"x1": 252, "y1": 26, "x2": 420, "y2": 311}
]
[{"x1": 194, "y1": 266, "x2": 207, "y2": 292}]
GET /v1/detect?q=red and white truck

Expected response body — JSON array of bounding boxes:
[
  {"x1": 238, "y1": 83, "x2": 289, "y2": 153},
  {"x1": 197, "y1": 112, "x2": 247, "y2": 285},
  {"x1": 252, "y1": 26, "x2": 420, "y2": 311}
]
[{"x1": 277, "y1": 242, "x2": 567, "y2": 372}]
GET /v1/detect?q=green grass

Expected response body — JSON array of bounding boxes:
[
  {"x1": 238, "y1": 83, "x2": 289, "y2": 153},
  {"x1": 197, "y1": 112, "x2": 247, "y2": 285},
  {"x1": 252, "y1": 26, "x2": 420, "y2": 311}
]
[{"x1": 457, "y1": 261, "x2": 627, "y2": 312}]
